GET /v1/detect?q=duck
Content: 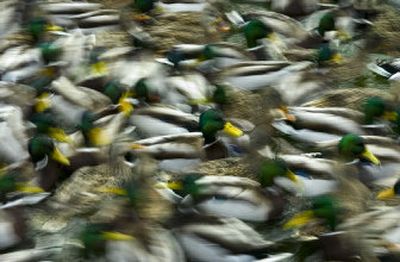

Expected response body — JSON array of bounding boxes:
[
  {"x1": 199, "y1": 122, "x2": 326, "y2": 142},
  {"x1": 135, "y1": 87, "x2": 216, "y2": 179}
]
[
  {"x1": 169, "y1": 214, "x2": 282, "y2": 262},
  {"x1": 130, "y1": 108, "x2": 247, "y2": 163},
  {"x1": 283, "y1": 194, "x2": 370, "y2": 261},
  {"x1": 164, "y1": 173, "x2": 287, "y2": 222},
  {"x1": 163, "y1": 42, "x2": 251, "y2": 72},
  {"x1": 27, "y1": 134, "x2": 71, "y2": 191}
]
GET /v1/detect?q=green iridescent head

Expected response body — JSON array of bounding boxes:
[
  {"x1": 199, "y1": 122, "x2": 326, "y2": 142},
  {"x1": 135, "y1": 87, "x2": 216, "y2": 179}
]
[
  {"x1": 243, "y1": 20, "x2": 273, "y2": 48},
  {"x1": 199, "y1": 109, "x2": 243, "y2": 144},
  {"x1": 338, "y1": 134, "x2": 380, "y2": 165},
  {"x1": 27, "y1": 17, "x2": 47, "y2": 42},
  {"x1": 212, "y1": 85, "x2": 228, "y2": 105},
  {"x1": 316, "y1": 42, "x2": 342, "y2": 64},
  {"x1": 133, "y1": 0, "x2": 155, "y2": 13},
  {"x1": 167, "y1": 173, "x2": 203, "y2": 197},
  {"x1": 28, "y1": 135, "x2": 70, "y2": 166},
  {"x1": 284, "y1": 195, "x2": 340, "y2": 231},
  {"x1": 0, "y1": 172, "x2": 17, "y2": 201},
  {"x1": 363, "y1": 97, "x2": 386, "y2": 124},
  {"x1": 103, "y1": 81, "x2": 124, "y2": 104},
  {"x1": 318, "y1": 12, "x2": 336, "y2": 36},
  {"x1": 258, "y1": 159, "x2": 297, "y2": 187},
  {"x1": 80, "y1": 223, "x2": 109, "y2": 257},
  {"x1": 40, "y1": 42, "x2": 62, "y2": 64}
]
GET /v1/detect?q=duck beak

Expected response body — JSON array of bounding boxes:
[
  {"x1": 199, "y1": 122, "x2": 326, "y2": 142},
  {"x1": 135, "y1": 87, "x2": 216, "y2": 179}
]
[
  {"x1": 118, "y1": 93, "x2": 134, "y2": 116},
  {"x1": 383, "y1": 111, "x2": 398, "y2": 121},
  {"x1": 97, "y1": 187, "x2": 127, "y2": 196},
  {"x1": 45, "y1": 24, "x2": 63, "y2": 32},
  {"x1": 286, "y1": 170, "x2": 298, "y2": 183},
  {"x1": 91, "y1": 61, "x2": 108, "y2": 75},
  {"x1": 51, "y1": 147, "x2": 70, "y2": 166},
  {"x1": 48, "y1": 127, "x2": 71, "y2": 143},
  {"x1": 188, "y1": 98, "x2": 211, "y2": 105},
  {"x1": 267, "y1": 32, "x2": 278, "y2": 43},
  {"x1": 35, "y1": 93, "x2": 51, "y2": 113},
  {"x1": 278, "y1": 106, "x2": 296, "y2": 122},
  {"x1": 337, "y1": 29, "x2": 351, "y2": 41},
  {"x1": 377, "y1": 188, "x2": 396, "y2": 200},
  {"x1": 101, "y1": 231, "x2": 134, "y2": 241},
  {"x1": 16, "y1": 183, "x2": 44, "y2": 193},
  {"x1": 361, "y1": 148, "x2": 380, "y2": 165},
  {"x1": 330, "y1": 53, "x2": 343, "y2": 64},
  {"x1": 133, "y1": 14, "x2": 152, "y2": 22},
  {"x1": 283, "y1": 210, "x2": 316, "y2": 229},
  {"x1": 223, "y1": 122, "x2": 243, "y2": 137},
  {"x1": 88, "y1": 127, "x2": 110, "y2": 146},
  {"x1": 167, "y1": 181, "x2": 183, "y2": 190},
  {"x1": 130, "y1": 143, "x2": 146, "y2": 150}
]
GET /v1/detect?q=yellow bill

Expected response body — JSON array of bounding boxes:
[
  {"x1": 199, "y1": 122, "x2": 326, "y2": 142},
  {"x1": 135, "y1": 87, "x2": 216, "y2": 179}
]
[
  {"x1": 188, "y1": 98, "x2": 211, "y2": 105},
  {"x1": 88, "y1": 127, "x2": 110, "y2": 147},
  {"x1": 223, "y1": 122, "x2": 243, "y2": 137},
  {"x1": 286, "y1": 170, "x2": 298, "y2": 183},
  {"x1": 337, "y1": 29, "x2": 351, "y2": 41},
  {"x1": 330, "y1": 53, "x2": 343, "y2": 64},
  {"x1": 102, "y1": 231, "x2": 134, "y2": 241},
  {"x1": 48, "y1": 127, "x2": 71, "y2": 143},
  {"x1": 91, "y1": 61, "x2": 108, "y2": 75},
  {"x1": 51, "y1": 147, "x2": 70, "y2": 166},
  {"x1": 283, "y1": 210, "x2": 315, "y2": 229},
  {"x1": 383, "y1": 111, "x2": 398, "y2": 122},
  {"x1": 97, "y1": 187, "x2": 127, "y2": 196},
  {"x1": 131, "y1": 143, "x2": 146, "y2": 150},
  {"x1": 377, "y1": 188, "x2": 396, "y2": 200},
  {"x1": 35, "y1": 92, "x2": 51, "y2": 113},
  {"x1": 267, "y1": 32, "x2": 278, "y2": 43},
  {"x1": 167, "y1": 181, "x2": 183, "y2": 190},
  {"x1": 361, "y1": 148, "x2": 380, "y2": 165},
  {"x1": 118, "y1": 93, "x2": 134, "y2": 116},
  {"x1": 45, "y1": 24, "x2": 63, "y2": 32},
  {"x1": 16, "y1": 183, "x2": 44, "y2": 193}
]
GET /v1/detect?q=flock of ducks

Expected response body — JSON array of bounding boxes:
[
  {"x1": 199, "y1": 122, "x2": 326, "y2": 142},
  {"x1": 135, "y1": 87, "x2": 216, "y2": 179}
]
[{"x1": 0, "y1": 0, "x2": 400, "y2": 261}]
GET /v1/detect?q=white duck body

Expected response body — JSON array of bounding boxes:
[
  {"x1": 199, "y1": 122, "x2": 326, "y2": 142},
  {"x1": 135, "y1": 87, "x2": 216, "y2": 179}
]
[
  {"x1": 177, "y1": 175, "x2": 285, "y2": 222},
  {"x1": 172, "y1": 215, "x2": 274, "y2": 262},
  {"x1": 0, "y1": 104, "x2": 29, "y2": 164}
]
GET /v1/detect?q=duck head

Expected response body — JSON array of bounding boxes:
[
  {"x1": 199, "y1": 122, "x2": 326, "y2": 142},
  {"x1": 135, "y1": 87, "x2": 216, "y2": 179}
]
[
  {"x1": 79, "y1": 111, "x2": 110, "y2": 147},
  {"x1": 133, "y1": 78, "x2": 160, "y2": 103},
  {"x1": 363, "y1": 96, "x2": 398, "y2": 124},
  {"x1": 40, "y1": 42, "x2": 62, "y2": 65},
  {"x1": 28, "y1": 135, "x2": 70, "y2": 167},
  {"x1": 27, "y1": 17, "x2": 63, "y2": 43},
  {"x1": 89, "y1": 48, "x2": 108, "y2": 75},
  {"x1": 0, "y1": 171, "x2": 44, "y2": 202},
  {"x1": 199, "y1": 109, "x2": 243, "y2": 144},
  {"x1": 133, "y1": 0, "x2": 156, "y2": 13},
  {"x1": 338, "y1": 134, "x2": 380, "y2": 165},
  {"x1": 258, "y1": 159, "x2": 298, "y2": 188},
  {"x1": 103, "y1": 81, "x2": 134, "y2": 116},
  {"x1": 167, "y1": 173, "x2": 203, "y2": 198},
  {"x1": 377, "y1": 179, "x2": 400, "y2": 200},
  {"x1": 80, "y1": 223, "x2": 134, "y2": 257},
  {"x1": 284, "y1": 195, "x2": 340, "y2": 231},
  {"x1": 31, "y1": 111, "x2": 71, "y2": 143},
  {"x1": 317, "y1": 12, "x2": 336, "y2": 37},
  {"x1": 243, "y1": 19, "x2": 274, "y2": 48},
  {"x1": 316, "y1": 41, "x2": 342, "y2": 65}
]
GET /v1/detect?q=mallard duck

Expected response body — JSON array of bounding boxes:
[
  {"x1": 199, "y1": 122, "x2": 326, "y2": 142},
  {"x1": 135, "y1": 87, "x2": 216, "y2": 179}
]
[
  {"x1": 283, "y1": 194, "x2": 370, "y2": 261},
  {"x1": 27, "y1": 134, "x2": 70, "y2": 191},
  {"x1": 165, "y1": 173, "x2": 287, "y2": 222},
  {"x1": 128, "y1": 108, "x2": 248, "y2": 171},
  {"x1": 169, "y1": 214, "x2": 282, "y2": 261},
  {"x1": 163, "y1": 43, "x2": 251, "y2": 72}
]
